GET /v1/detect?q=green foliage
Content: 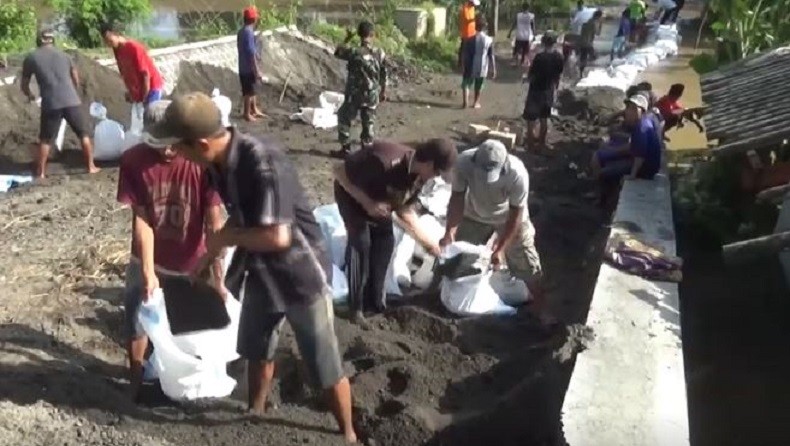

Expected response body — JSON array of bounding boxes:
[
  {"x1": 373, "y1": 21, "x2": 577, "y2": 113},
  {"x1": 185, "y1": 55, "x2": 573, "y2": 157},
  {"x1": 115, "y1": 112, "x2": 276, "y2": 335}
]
[
  {"x1": 50, "y1": 0, "x2": 153, "y2": 48},
  {"x1": 706, "y1": 0, "x2": 790, "y2": 60},
  {"x1": 673, "y1": 157, "x2": 743, "y2": 244},
  {"x1": 0, "y1": 0, "x2": 37, "y2": 57},
  {"x1": 689, "y1": 53, "x2": 720, "y2": 74},
  {"x1": 406, "y1": 35, "x2": 459, "y2": 71}
]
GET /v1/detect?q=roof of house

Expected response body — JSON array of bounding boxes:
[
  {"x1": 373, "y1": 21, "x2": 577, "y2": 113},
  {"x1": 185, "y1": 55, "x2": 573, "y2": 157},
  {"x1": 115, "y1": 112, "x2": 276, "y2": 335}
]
[{"x1": 701, "y1": 46, "x2": 790, "y2": 155}]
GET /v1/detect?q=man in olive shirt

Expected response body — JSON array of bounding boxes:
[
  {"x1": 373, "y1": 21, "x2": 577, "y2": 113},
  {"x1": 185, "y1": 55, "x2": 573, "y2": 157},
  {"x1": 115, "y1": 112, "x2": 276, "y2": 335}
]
[
  {"x1": 333, "y1": 139, "x2": 457, "y2": 321},
  {"x1": 578, "y1": 9, "x2": 603, "y2": 77},
  {"x1": 21, "y1": 30, "x2": 99, "y2": 178}
]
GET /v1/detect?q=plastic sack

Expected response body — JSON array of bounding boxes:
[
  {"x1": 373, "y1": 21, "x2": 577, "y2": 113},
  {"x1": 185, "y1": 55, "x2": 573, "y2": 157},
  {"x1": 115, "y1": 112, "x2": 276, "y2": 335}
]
[
  {"x1": 93, "y1": 119, "x2": 126, "y2": 161},
  {"x1": 138, "y1": 288, "x2": 240, "y2": 401},
  {"x1": 290, "y1": 107, "x2": 338, "y2": 129},
  {"x1": 0, "y1": 175, "x2": 33, "y2": 193},
  {"x1": 332, "y1": 264, "x2": 349, "y2": 304},
  {"x1": 313, "y1": 203, "x2": 347, "y2": 268},
  {"x1": 418, "y1": 177, "x2": 452, "y2": 220},
  {"x1": 211, "y1": 88, "x2": 232, "y2": 127},
  {"x1": 129, "y1": 102, "x2": 145, "y2": 135},
  {"x1": 440, "y1": 272, "x2": 517, "y2": 316},
  {"x1": 387, "y1": 214, "x2": 446, "y2": 294},
  {"x1": 319, "y1": 91, "x2": 345, "y2": 113}
]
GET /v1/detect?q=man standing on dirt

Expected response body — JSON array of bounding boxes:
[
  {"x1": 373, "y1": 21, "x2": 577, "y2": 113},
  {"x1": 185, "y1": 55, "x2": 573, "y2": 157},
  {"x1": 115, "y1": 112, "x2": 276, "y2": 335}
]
[
  {"x1": 21, "y1": 30, "x2": 100, "y2": 178},
  {"x1": 333, "y1": 139, "x2": 456, "y2": 321},
  {"x1": 100, "y1": 22, "x2": 164, "y2": 108},
  {"x1": 508, "y1": 3, "x2": 536, "y2": 68},
  {"x1": 461, "y1": 17, "x2": 496, "y2": 109},
  {"x1": 333, "y1": 21, "x2": 387, "y2": 158},
  {"x1": 237, "y1": 6, "x2": 266, "y2": 121},
  {"x1": 145, "y1": 92, "x2": 358, "y2": 443},
  {"x1": 440, "y1": 139, "x2": 553, "y2": 327},
  {"x1": 578, "y1": 9, "x2": 603, "y2": 77},
  {"x1": 118, "y1": 100, "x2": 226, "y2": 403},
  {"x1": 523, "y1": 32, "x2": 564, "y2": 150},
  {"x1": 459, "y1": 0, "x2": 480, "y2": 70}
]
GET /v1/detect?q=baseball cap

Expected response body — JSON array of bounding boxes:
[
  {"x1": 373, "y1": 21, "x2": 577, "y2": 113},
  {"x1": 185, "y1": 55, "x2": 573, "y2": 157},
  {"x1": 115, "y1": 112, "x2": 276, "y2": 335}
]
[
  {"x1": 624, "y1": 93, "x2": 649, "y2": 111},
  {"x1": 474, "y1": 139, "x2": 508, "y2": 183},
  {"x1": 37, "y1": 29, "x2": 55, "y2": 44},
  {"x1": 243, "y1": 6, "x2": 259, "y2": 21},
  {"x1": 471, "y1": 0, "x2": 481, "y2": 5},
  {"x1": 142, "y1": 92, "x2": 224, "y2": 148}
]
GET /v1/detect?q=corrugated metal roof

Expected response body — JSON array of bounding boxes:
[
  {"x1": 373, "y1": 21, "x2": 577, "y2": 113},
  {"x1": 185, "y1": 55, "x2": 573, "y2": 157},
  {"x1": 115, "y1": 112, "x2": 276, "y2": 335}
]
[{"x1": 701, "y1": 46, "x2": 790, "y2": 155}]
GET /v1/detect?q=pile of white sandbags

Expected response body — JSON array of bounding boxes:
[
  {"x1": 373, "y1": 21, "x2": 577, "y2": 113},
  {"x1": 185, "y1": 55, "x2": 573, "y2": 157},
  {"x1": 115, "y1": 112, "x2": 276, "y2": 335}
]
[
  {"x1": 290, "y1": 91, "x2": 345, "y2": 129},
  {"x1": 576, "y1": 23, "x2": 681, "y2": 92}
]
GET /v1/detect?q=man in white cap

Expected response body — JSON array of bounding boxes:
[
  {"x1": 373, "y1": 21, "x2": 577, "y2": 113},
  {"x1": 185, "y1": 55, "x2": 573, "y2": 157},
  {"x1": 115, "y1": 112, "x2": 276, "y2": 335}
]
[{"x1": 440, "y1": 139, "x2": 552, "y2": 326}]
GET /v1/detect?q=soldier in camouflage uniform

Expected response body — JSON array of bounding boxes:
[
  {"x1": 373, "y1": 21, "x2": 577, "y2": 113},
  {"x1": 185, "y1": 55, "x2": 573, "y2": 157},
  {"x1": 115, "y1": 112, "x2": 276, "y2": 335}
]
[{"x1": 332, "y1": 21, "x2": 387, "y2": 158}]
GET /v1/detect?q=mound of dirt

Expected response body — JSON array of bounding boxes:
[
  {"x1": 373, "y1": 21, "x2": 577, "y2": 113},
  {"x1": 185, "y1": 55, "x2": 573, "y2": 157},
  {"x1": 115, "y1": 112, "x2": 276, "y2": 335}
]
[
  {"x1": 70, "y1": 52, "x2": 129, "y2": 126},
  {"x1": 557, "y1": 86, "x2": 627, "y2": 122},
  {"x1": 259, "y1": 33, "x2": 346, "y2": 93},
  {"x1": 0, "y1": 52, "x2": 129, "y2": 170}
]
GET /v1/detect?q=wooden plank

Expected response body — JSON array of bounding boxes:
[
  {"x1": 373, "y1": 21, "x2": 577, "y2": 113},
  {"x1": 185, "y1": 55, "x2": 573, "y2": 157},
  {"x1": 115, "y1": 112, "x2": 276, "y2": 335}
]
[
  {"x1": 756, "y1": 183, "x2": 790, "y2": 204},
  {"x1": 722, "y1": 230, "x2": 790, "y2": 265}
]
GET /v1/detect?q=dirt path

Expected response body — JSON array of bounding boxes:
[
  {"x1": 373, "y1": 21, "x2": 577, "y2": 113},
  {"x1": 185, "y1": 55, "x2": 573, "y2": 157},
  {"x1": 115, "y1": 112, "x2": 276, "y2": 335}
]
[{"x1": 0, "y1": 44, "x2": 610, "y2": 445}]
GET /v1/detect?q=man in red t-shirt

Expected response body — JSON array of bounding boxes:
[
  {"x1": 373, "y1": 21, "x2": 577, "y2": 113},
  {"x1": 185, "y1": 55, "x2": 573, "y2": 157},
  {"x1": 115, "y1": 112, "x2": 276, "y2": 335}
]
[
  {"x1": 117, "y1": 100, "x2": 225, "y2": 401},
  {"x1": 656, "y1": 83, "x2": 704, "y2": 139},
  {"x1": 101, "y1": 22, "x2": 164, "y2": 106}
]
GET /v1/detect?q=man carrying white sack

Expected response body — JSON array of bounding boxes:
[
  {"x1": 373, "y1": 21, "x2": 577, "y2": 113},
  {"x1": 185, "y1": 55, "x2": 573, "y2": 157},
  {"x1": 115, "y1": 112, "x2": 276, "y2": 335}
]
[
  {"x1": 439, "y1": 139, "x2": 555, "y2": 326},
  {"x1": 117, "y1": 100, "x2": 227, "y2": 403}
]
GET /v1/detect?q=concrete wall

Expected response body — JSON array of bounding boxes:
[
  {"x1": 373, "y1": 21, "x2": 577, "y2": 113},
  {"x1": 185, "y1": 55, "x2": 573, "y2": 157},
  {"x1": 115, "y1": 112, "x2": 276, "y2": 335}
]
[
  {"x1": 561, "y1": 173, "x2": 690, "y2": 446},
  {"x1": 0, "y1": 25, "x2": 335, "y2": 94}
]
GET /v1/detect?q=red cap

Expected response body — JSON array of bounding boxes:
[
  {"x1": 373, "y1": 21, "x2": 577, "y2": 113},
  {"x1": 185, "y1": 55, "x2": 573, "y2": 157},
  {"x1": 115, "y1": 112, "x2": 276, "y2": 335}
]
[{"x1": 243, "y1": 6, "x2": 259, "y2": 21}]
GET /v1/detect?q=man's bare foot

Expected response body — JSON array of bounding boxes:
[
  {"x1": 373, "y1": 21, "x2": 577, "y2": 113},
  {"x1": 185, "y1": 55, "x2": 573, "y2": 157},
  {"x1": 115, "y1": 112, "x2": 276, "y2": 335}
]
[
  {"x1": 461, "y1": 102, "x2": 468, "y2": 109},
  {"x1": 254, "y1": 111, "x2": 267, "y2": 118},
  {"x1": 344, "y1": 431, "x2": 359, "y2": 443},
  {"x1": 88, "y1": 166, "x2": 101, "y2": 174},
  {"x1": 473, "y1": 102, "x2": 481, "y2": 109},
  {"x1": 243, "y1": 115, "x2": 258, "y2": 122}
]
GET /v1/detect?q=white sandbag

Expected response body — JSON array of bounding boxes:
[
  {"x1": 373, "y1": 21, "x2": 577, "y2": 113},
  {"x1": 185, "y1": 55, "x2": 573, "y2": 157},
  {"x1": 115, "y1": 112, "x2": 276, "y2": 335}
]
[
  {"x1": 211, "y1": 88, "x2": 232, "y2": 127},
  {"x1": 657, "y1": 0, "x2": 677, "y2": 9},
  {"x1": 0, "y1": 175, "x2": 33, "y2": 193},
  {"x1": 655, "y1": 39, "x2": 679, "y2": 56},
  {"x1": 319, "y1": 91, "x2": 345, "y2": 113},
  {"x1": 332, "y1": 264, "x2": 349, "y2": 303},
  {"x1": 93, "y1": 119, "x2": 126, "y2": 161},
  {"x1": 418, "y1": 177, "x2": 452, "y2": 220},
  {"x1": 489, "y1": 271, "x2": 530, "y2": 306},
  {"x1": 625, "y1": 53, "x2": 649, "y2": 69},
  {"x1": 441, "y1": 272, "x2": 517, "y2": 316},
  {"x1": 138, "y1": 289, "x2": 239, "y2": 401},
  {"x1": 313, "y1": 203, "x2": 347, "y2": 268},
  {"x1": 388, "y1": 224, "x2": 414, "y2": 293},
  {"x1": 290, "y1": 107, "x2": 338, "y2": 129},
  {"x1": 129, "y1": 102, "x2": 145, "y2": 135},
  {"x1": 610, "y1": 58, "x2": 627, "y2": 67}
]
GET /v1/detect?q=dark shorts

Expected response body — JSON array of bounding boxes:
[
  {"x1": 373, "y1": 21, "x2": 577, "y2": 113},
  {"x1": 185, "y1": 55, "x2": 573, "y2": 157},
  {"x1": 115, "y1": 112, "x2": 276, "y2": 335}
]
[
  {"x1": 523, "y1": 88, "x2": 555, "y2": 121},
  {"x1": 461, "y1": 77, "x2": 485, "y2": 90},
  {"x1": 39, "y1": 106, "x2": 89, "y2": 143},
  {"x1": 513, "y1": 39, "x2": 531, "y2": 57},
  {"x1": 460, "y1": 37, "x2": 477, "y2": 77},
  {"x1": 239, "y1": 73, "x2": 257, "y2": 97},
  {"x1": 579, "y1": 45, "x2": 596, "y2": 64},
  {"x1": 238, "y1": 275, "x2": 344, "y2": 389}
]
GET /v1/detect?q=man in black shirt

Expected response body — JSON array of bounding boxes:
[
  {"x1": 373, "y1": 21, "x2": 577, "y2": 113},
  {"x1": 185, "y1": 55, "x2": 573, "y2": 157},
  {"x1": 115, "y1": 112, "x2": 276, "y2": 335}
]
[
  {"x1": 144, "y1": 92, "x2": 357, "y2": 443},
  {"x1": 333, "y1": 139, "x2": 457, "y2": 321},
  {"x1": 524, "y1": 32, "x2": 564, "y2": 150}
]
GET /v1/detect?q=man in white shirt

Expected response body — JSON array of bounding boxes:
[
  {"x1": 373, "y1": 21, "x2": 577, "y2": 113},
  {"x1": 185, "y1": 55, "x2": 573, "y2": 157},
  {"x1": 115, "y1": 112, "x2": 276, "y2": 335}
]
[
  {"x1": 508, "y1": 3, "x2": 536, "y2": 67},
  {"x1": 440, "y1": 140, "x2": 554, "y2": 326}
]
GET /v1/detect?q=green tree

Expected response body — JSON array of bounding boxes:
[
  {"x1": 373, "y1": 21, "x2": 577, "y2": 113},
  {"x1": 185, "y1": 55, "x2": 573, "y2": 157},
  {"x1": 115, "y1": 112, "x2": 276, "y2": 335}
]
[
  {"x1": 0, "y1": 1, "x2": 37, "y2": 57},
  {"x1": 50, "y1": 0, "x2": 152, "y2": 48},
  {"x1": 707, "y1": 0, "x2": 790, "y2": 61}
]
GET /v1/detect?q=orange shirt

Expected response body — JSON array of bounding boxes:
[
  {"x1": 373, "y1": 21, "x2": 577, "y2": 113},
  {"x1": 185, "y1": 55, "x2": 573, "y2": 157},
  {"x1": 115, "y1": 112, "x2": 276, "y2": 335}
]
[{"x1": 460, "y1": 4, "x2": 476, "y2": 39}]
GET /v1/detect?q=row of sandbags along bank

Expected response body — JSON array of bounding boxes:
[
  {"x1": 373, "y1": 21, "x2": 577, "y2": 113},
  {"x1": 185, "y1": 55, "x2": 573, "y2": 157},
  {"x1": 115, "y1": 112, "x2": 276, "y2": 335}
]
[{"x1": 577, "y1": 22, "x2": 682, "y2": 92}]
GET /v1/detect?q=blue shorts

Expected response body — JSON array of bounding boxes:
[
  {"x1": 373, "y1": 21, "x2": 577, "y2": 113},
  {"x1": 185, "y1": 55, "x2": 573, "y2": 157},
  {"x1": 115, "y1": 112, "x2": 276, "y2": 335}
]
[
  {"x1": 144, "y1": 89, "x2": 164, "y2": 106},
  {"x1": 596, "y1": 148, "x2": 634, "y2": 179}
]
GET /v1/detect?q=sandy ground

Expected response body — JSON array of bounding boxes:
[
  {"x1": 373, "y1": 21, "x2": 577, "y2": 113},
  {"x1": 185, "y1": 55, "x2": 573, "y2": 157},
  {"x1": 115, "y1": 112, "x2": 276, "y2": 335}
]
[{"x1": 0, "y1": 39, "x2": 617, "y2": 445}]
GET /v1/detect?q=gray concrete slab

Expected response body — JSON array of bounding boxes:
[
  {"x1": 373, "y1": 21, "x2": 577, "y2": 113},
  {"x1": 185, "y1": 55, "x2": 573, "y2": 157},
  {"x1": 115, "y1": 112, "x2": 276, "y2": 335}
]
[{"x1": 561, "y1": 172, "x2": 690, "y2": 446}]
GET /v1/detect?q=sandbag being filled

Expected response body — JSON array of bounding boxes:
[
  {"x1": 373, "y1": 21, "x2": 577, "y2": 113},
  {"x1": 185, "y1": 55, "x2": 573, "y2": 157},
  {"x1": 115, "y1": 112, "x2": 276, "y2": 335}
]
[{"x1": 139, "y1": 287, "x2": 241, "y2": 401}]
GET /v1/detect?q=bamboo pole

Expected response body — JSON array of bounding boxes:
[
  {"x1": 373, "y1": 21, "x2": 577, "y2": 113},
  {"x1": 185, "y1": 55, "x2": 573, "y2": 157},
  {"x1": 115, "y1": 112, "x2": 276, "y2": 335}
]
[
  {"x1": 756, "y1": 183, "x2": 790, "y2": 204},
  {"x1": 722, "y1": 230, "x2": 790, "y2": 265}
]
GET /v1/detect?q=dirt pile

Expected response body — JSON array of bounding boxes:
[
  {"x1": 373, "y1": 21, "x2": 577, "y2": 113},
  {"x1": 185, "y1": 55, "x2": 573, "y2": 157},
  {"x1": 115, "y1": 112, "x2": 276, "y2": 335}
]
[
  {"x1": 70, "y1": 52, "x2": 129, "y2": 125},
  {"x1": 556, "y1": 86, "x2": 627, "y2": 122},
  {"x1": 259, "y1": 33, "x2": 346, "y2": 93},
  {"x1": 0, "y1": 401, "x2": 173, "y2": 446}
]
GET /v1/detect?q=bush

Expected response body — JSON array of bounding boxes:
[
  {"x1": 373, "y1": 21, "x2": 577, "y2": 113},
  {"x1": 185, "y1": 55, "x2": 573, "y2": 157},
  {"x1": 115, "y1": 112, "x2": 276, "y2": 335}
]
[
  {"x1": 50, "y1": 0, "x2": 152, "y2": 48},
  {"x1": 0, "y1": 1, "x2": 37, "y2": 58}
]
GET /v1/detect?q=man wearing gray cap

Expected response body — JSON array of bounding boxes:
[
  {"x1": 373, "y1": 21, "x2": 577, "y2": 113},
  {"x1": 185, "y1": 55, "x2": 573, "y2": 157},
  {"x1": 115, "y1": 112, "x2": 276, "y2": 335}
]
[
  {"x1": 21, "y1": 30, "x2": 99, "y2": 178},
  {"x1": 440, "y1": 139, "x2": 552, "y2": 326},
  {"x1": 116, "y1": 100, "x2": 226, "y2": 402}
]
